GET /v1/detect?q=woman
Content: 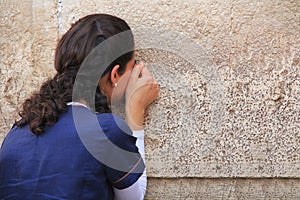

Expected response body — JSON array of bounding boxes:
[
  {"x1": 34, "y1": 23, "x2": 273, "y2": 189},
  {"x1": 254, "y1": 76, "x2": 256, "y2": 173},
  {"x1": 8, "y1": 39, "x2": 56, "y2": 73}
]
[{"x1": 0, "y1": 14, "x2": 159, "y2": 200}]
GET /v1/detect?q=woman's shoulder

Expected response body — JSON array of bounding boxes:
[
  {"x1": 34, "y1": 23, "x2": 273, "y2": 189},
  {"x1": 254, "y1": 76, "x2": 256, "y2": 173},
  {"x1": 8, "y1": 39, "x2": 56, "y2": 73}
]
[
  {"x1": 96, "y1": 113, "x2": 125, "y2": 123},
  {"x1": 96, "y1": 113, "x2": 131, "y2": 135},
  {"x1": 66, "y1": 105, "x2": 132, "y2": 137}
]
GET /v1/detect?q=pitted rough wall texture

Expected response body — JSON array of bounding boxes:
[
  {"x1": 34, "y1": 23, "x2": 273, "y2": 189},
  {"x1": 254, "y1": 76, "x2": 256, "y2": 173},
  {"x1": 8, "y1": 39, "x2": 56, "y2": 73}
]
[
  {"x1": 0, "y1": 0, "x2": 58, "y2": 143},
  {"x1": 1, "y1": 0, "x2": 299, "y2": 198},
  {"x1": 146, "y1": 178, "x2": 300, "y2": 200}
]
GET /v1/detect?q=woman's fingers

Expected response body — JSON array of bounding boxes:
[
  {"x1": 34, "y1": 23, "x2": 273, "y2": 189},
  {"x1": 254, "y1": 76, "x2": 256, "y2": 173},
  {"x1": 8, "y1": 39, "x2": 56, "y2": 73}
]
[
  {"x1": 140, "y1": 66, "x2": 151, "y2": 77},
  {"x1": 150, "y1": 82, "x2": 159, "y2": 99},
  {"x1": 139, "y1": 67, "x2": 156, "y2": 85},
  {"x1": 126, "y1": 61, "x2": 159, "y2": 110},
  {"x1": 131, "y1": 61, "x2": 144, "y2": 79}
]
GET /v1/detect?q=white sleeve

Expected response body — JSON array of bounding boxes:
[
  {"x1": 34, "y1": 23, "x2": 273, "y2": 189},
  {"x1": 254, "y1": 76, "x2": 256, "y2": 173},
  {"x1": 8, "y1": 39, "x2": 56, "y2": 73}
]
[{"x1": 113, "y1": 130, "x2": 147, "y2": 200}]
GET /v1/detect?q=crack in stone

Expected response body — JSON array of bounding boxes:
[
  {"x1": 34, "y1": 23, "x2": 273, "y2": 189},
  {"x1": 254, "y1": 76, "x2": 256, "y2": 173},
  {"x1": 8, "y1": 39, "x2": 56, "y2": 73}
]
[
  {"x1": 230, "y1": 0, "x2": 234, "y2": 37},
  {"x1": 57, "y1": 0, "x2": 63, "y2": 34}
]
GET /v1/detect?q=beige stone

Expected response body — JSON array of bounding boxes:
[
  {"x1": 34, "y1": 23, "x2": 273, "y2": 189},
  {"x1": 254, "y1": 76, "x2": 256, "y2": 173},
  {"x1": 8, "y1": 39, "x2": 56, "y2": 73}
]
[
  {"x1": 54, "y1": 0, "x2": 300, "y2": 178},
  {"x1": 145, "y1": 178, "x2": 300, "y2": 200},
  {"x1": 0, "y1": 0, "x2": 57, "y2": 142}
]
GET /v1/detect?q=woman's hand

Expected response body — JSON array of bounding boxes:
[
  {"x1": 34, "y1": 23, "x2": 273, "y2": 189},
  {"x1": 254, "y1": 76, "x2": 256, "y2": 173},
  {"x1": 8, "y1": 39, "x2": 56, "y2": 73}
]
[{"x1": 125, "y1": 62, "x2": 159, "y2": 130}]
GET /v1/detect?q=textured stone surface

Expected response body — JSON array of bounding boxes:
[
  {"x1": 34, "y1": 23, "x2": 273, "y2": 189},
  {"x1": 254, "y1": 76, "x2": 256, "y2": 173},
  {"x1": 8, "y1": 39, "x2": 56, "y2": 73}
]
[
  {"x1": 1, "y1": 0, "x2": 31, "y2": 142},
  {"x1": 0, "y1": 0, "x2": 57, "y2": 142},
  {"x1": 1, "y1": 0, "x2": 300, "y2": 198},
  {"x1": 50, "y1": 0, "x2": 300, "y2": 178},
  {"x1": 145, "y1": 178, "x2": 300, "y2": 200}
]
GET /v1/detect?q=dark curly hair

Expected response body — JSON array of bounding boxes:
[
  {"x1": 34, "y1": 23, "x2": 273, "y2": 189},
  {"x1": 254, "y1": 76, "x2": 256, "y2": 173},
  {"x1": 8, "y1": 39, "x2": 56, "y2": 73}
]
[{"x1": 15, "y1": 14, "x2": 134, "y2": 135}]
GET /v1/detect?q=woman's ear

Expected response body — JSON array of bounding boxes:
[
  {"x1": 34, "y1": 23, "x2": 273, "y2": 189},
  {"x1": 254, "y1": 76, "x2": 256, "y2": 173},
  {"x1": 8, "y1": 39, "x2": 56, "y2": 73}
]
[{"x1": 110, "y1": 65, "x2": 120, "y2": 86}]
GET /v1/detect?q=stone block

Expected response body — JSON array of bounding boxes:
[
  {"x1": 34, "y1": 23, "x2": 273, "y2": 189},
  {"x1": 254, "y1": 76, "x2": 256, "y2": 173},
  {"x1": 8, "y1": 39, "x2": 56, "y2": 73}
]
[
  {"x1": 145, "y1": 178, "x2": 300, "y2": 200},
  {"x1": 0, "y1": 0, "x2": 57, "y2": 142}
]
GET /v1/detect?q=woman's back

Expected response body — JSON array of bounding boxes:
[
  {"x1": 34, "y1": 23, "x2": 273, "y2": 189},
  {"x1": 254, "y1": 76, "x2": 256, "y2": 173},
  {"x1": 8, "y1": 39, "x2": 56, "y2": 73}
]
[{"x1": 0, "y1": 105, "x2": 143, "y2": 200}]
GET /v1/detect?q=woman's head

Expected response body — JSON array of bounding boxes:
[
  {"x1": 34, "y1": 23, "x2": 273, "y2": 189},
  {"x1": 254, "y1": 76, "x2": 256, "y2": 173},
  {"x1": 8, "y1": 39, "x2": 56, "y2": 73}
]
[
  {"x1": 17, "y1": 14, "x2": 135, "y2": 134},
  {"x1": 55, "y1": 13, "x2": 135, "y2": 105},
  {"x1": 55, "y1": 14, "x2": 134, "y2": 76}
]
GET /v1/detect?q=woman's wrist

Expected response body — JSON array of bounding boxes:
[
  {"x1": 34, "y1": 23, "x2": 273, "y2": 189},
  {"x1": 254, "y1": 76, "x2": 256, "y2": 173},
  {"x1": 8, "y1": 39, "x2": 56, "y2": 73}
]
[{"x1": 125, "y1": 102, "x2": 145, "y2": 131}]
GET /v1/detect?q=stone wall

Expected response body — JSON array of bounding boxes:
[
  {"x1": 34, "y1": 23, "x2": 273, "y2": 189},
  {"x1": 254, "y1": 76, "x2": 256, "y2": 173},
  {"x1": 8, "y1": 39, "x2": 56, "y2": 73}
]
[{"x1": 1, "y1": 0, "x2": 299, "y2": 199}]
